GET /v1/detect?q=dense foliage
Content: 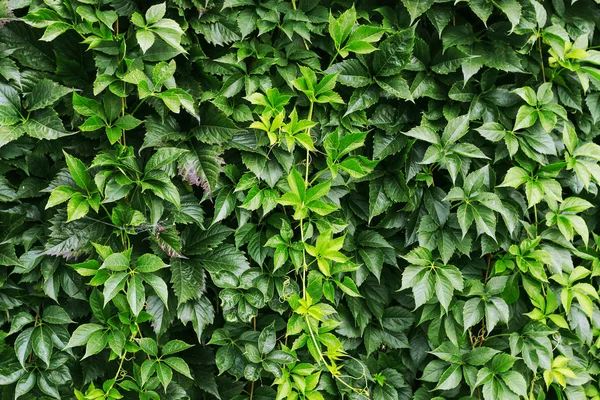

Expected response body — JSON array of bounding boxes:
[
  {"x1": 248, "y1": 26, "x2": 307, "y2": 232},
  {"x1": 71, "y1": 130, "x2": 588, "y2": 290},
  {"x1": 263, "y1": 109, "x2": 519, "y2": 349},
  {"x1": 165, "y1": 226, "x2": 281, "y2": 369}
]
[{"x1": 2, "y1": 0, "x2": 600, "y2": 398}]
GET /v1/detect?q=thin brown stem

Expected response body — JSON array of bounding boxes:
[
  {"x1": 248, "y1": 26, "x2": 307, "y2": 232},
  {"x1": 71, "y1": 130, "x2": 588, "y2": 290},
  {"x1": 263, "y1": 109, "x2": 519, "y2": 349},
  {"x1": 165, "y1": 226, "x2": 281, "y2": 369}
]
[{"x1": 484, "y1": 253, "x2": 492, "y2": 284}]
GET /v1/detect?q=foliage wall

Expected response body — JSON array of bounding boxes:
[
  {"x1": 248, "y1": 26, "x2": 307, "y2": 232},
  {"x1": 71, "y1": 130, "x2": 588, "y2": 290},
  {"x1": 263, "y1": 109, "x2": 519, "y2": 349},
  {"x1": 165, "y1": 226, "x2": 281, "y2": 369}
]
[{"x1": 1, "y1": 0, "x2": 600, "y2": 399}]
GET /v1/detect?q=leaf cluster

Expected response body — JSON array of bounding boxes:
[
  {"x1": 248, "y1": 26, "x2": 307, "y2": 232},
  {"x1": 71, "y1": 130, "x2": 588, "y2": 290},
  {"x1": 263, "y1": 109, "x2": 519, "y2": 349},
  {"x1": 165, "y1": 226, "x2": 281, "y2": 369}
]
[{"x1": 2, "y1": 0, "x2": 600, "y2": 399}]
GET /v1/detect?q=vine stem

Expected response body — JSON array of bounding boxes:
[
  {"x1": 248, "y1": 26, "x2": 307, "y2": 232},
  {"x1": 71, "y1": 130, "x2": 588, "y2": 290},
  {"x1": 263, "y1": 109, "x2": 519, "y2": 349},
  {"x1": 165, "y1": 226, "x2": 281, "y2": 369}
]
[
  {"x1": 305, "y1": 101, "x2": 314, "y2": 185},
  {"x1": 301, "y1": 101, "x2": 314, "y2": 301},
  {"x1": 304, "y1": 316, "x2": 369, "y2": 398},
  {"x1": 484, "y1": 253, "x2": 492, "y2": 284},
  {"x1": 112, "y1": 327, "x2": 138, "y2": 385},
  {"x1": 529, "y1": 374, "x2": 539, "y2": 398},
  {"x1": 131, "y1": 98, "x2": 147, "y2": 116},
  {"x1": 538, "y1": 35, "x2": 546, "y2": 83},
  {"x1": 113, "y1": 351, "x2": 127, "y2": 382},
  {"x1": 533, "y1": 204, "x2": 538, "y2": 236},
  {"x1": 309, "y1": 169, "x2": 327, "y2": 185},
  {"x1": 296, "y1": 99, "x2": 369, "y2": 399},
  {"x1": 290, "y1": 0, "x2": 309, "y2": 50},
  {"x1": 477, "y1": 254, "x2": 493, "y2": 346},
  {"x1": 327, "y1": 51, "x2": 339, "y2": 70}
]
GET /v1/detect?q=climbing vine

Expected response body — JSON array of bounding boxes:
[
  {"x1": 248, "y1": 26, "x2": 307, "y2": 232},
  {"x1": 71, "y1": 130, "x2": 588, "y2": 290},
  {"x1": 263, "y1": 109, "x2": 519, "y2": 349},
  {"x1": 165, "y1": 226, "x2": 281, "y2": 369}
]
[{"x1": 1, "y1": 0, "x2": 600, "y2": 399}]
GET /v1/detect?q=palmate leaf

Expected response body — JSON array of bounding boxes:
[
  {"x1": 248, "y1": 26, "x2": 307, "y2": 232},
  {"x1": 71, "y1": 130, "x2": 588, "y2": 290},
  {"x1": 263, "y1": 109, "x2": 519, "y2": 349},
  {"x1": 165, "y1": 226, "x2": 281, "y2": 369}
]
[
  {"x1": 177, "y1": 296, "x2": 215, "y2": 343},
  {"x1": 7, "y1": 0, "x2": 600, "y2": 398},
  {"x1": 177, "y1": 141, "x2": 221, "y2": 195}
]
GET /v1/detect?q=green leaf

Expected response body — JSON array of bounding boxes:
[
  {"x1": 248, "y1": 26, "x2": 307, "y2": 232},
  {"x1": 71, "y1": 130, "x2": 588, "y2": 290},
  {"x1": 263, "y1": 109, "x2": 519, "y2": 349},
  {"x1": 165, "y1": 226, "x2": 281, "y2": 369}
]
[
  {"x1": 31, "y1": 326, "x2": 53, "y2": 366},
  {"x1": 463, "y1": 347, "x2": 500, "y2": 366},
  {"x1": 192, "y1": 105, "x2": 241, "y2": 145},
  {"x1": 345, "y1": 86, "x2": 379, "y2": 116},
  {"x1": 499, "y1": 167, "x2": 529, "y2": 188},
  {"x1": 258, "y1": 322, "x2": 276, "y2": 354},
  {"x1": 401, "y1": 0, "x2": 436, "y2": 23},
  {"x1": 514, "y1": 105, "x2": 537, "y2": 131},
  {"x1": 0, "y1": 243, "x2": 20, "y2": 266},
  {"x1": 15, "y1": 328, "x2": 33, "y2": 368},
  {"x1": 152, "y1": 60, "x2": 176, "y2": 86},
  {"x1": 145, "y1": 147, "x2": 187, "y2": 173},
  {"x1": 404, "y1": 126, "x2": 439, "y2": 144},
  {"x1": 14, "y1": 372, "x2": 36, "y2": 399},
  {"x1": 23, "y1": 109, "x2": 71, "y2": 140},
  {"x1": 73, "y1": 92, "x2": 104, "y2": 117},
  {"x1": 476, "y1": 122, "x2": 506, "y2": 142},
  {"x1": 178, "y1": 143, "x2": 221, "y2": 195},
  {"x1": 156, "y1": 362, "x2": 173, "y2": 390},
  {"x1": 41, "y1": 22, "x2": 71, "y2": 41},
  {"x1": 115, "y1": 115, "x2": 142, "y2": 130},
  {"x1": 146, "y1": 2, "x2": 166, "y2": 24},
  {"x1": 25, "y1": 79, "x2": 72, "y2": 111},
  {"x1": 102, "y1": 253, "x2": 130, "y2": 272},
  {"x1": 513, "y1": 87, "x2": 537, "y2": 106},
  {"x1": 142, "y1": 273, "x2": 169, "y2": 308},
  {"x1": 127, "y1": 275, "x2": 145, "y2": 316},
  {"x1": 162, "y1": 340, "x2": 193, "y2": 356},
  {"x1": 369, "y1": 180, "x2": 392, "y2": 221},
  {"x1": 359, "y1": 245, "x2": 385, "y2": 277},
  {"x1": 212, "y1": 187, "x2": 236, "y2": 223},
  {"x1": 102, "y1": 272, "x2": 128, "y2": 306},
  {"x1": 164, "y1": 357, "x2": 193, "y2": 378},
  {"x1": 496, "y1": 0, "x2": 521, "y2": 31},
  {"x1": 501, "y1": 371, "x2": 528, "y2": 397},
  {"x1": 42, "y1": 305, "x2": 73, "y2": 324},
  {"x1": 37, "y1": 373, "x2": 60, "y2": 399},
  {"x1": 434, "y1": 364, "x2": 462, "y2": 390},
  {"x1": 136, "y1": 253, "x2": 167, "y2": 272},
  {"x1": 327, "y1": 59, "x2": 371, "y2": 88},
  {"x1": 201, "y1": 244, "x2": 250, "y2": 278},
  {"x1": 345, "y1": 25, "x2": 385, "y2": 50},
  {"x1": 141, "y1": 359, "x2": 156, "y2": 387},
  {"x1": 329, "y1": 5, "x2": 356, "y2": 50},
  {"x1": 138, "y1": 337, "x2": 159, "y2": 356},
  {"x1": 66, "y1": 193, "x2": 89, "y2": 222},
  {"x1": 137, "y1": 30, "x2": 156, "y2": 53},
  {"x1": 83, "y1": 329, "x2": 108, "y2": 359},
  {"x1": 177, "y1": 297, "x2": 215, "y2": 343},
  {"x1": 63, "y1": 151, "x2": 92, "y2": 191},
  {"x1": 491, "y1": 353, "x2": 516, "y2": 373},
  {"x1": 170, "y1": 259, "x2": 205, "y2": 306},
  {"x1": 442, "y1": 114, "x2": 470, "y2": 145},
  {"x1": 66, "y1": 324, "x2": 105, "y2": 348},
  {"x1": 435, "y1": 272, "x2": 454, "y2": 312},
  {"x1": 372, "y1": 29, "x2": 415, "y2": 77},
  {"x1": 336, "y1": 276, "x2": 362, "y2": 297},
  {"x1": 150, "y1": 19, "x2": 187, "y2": 54}
]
